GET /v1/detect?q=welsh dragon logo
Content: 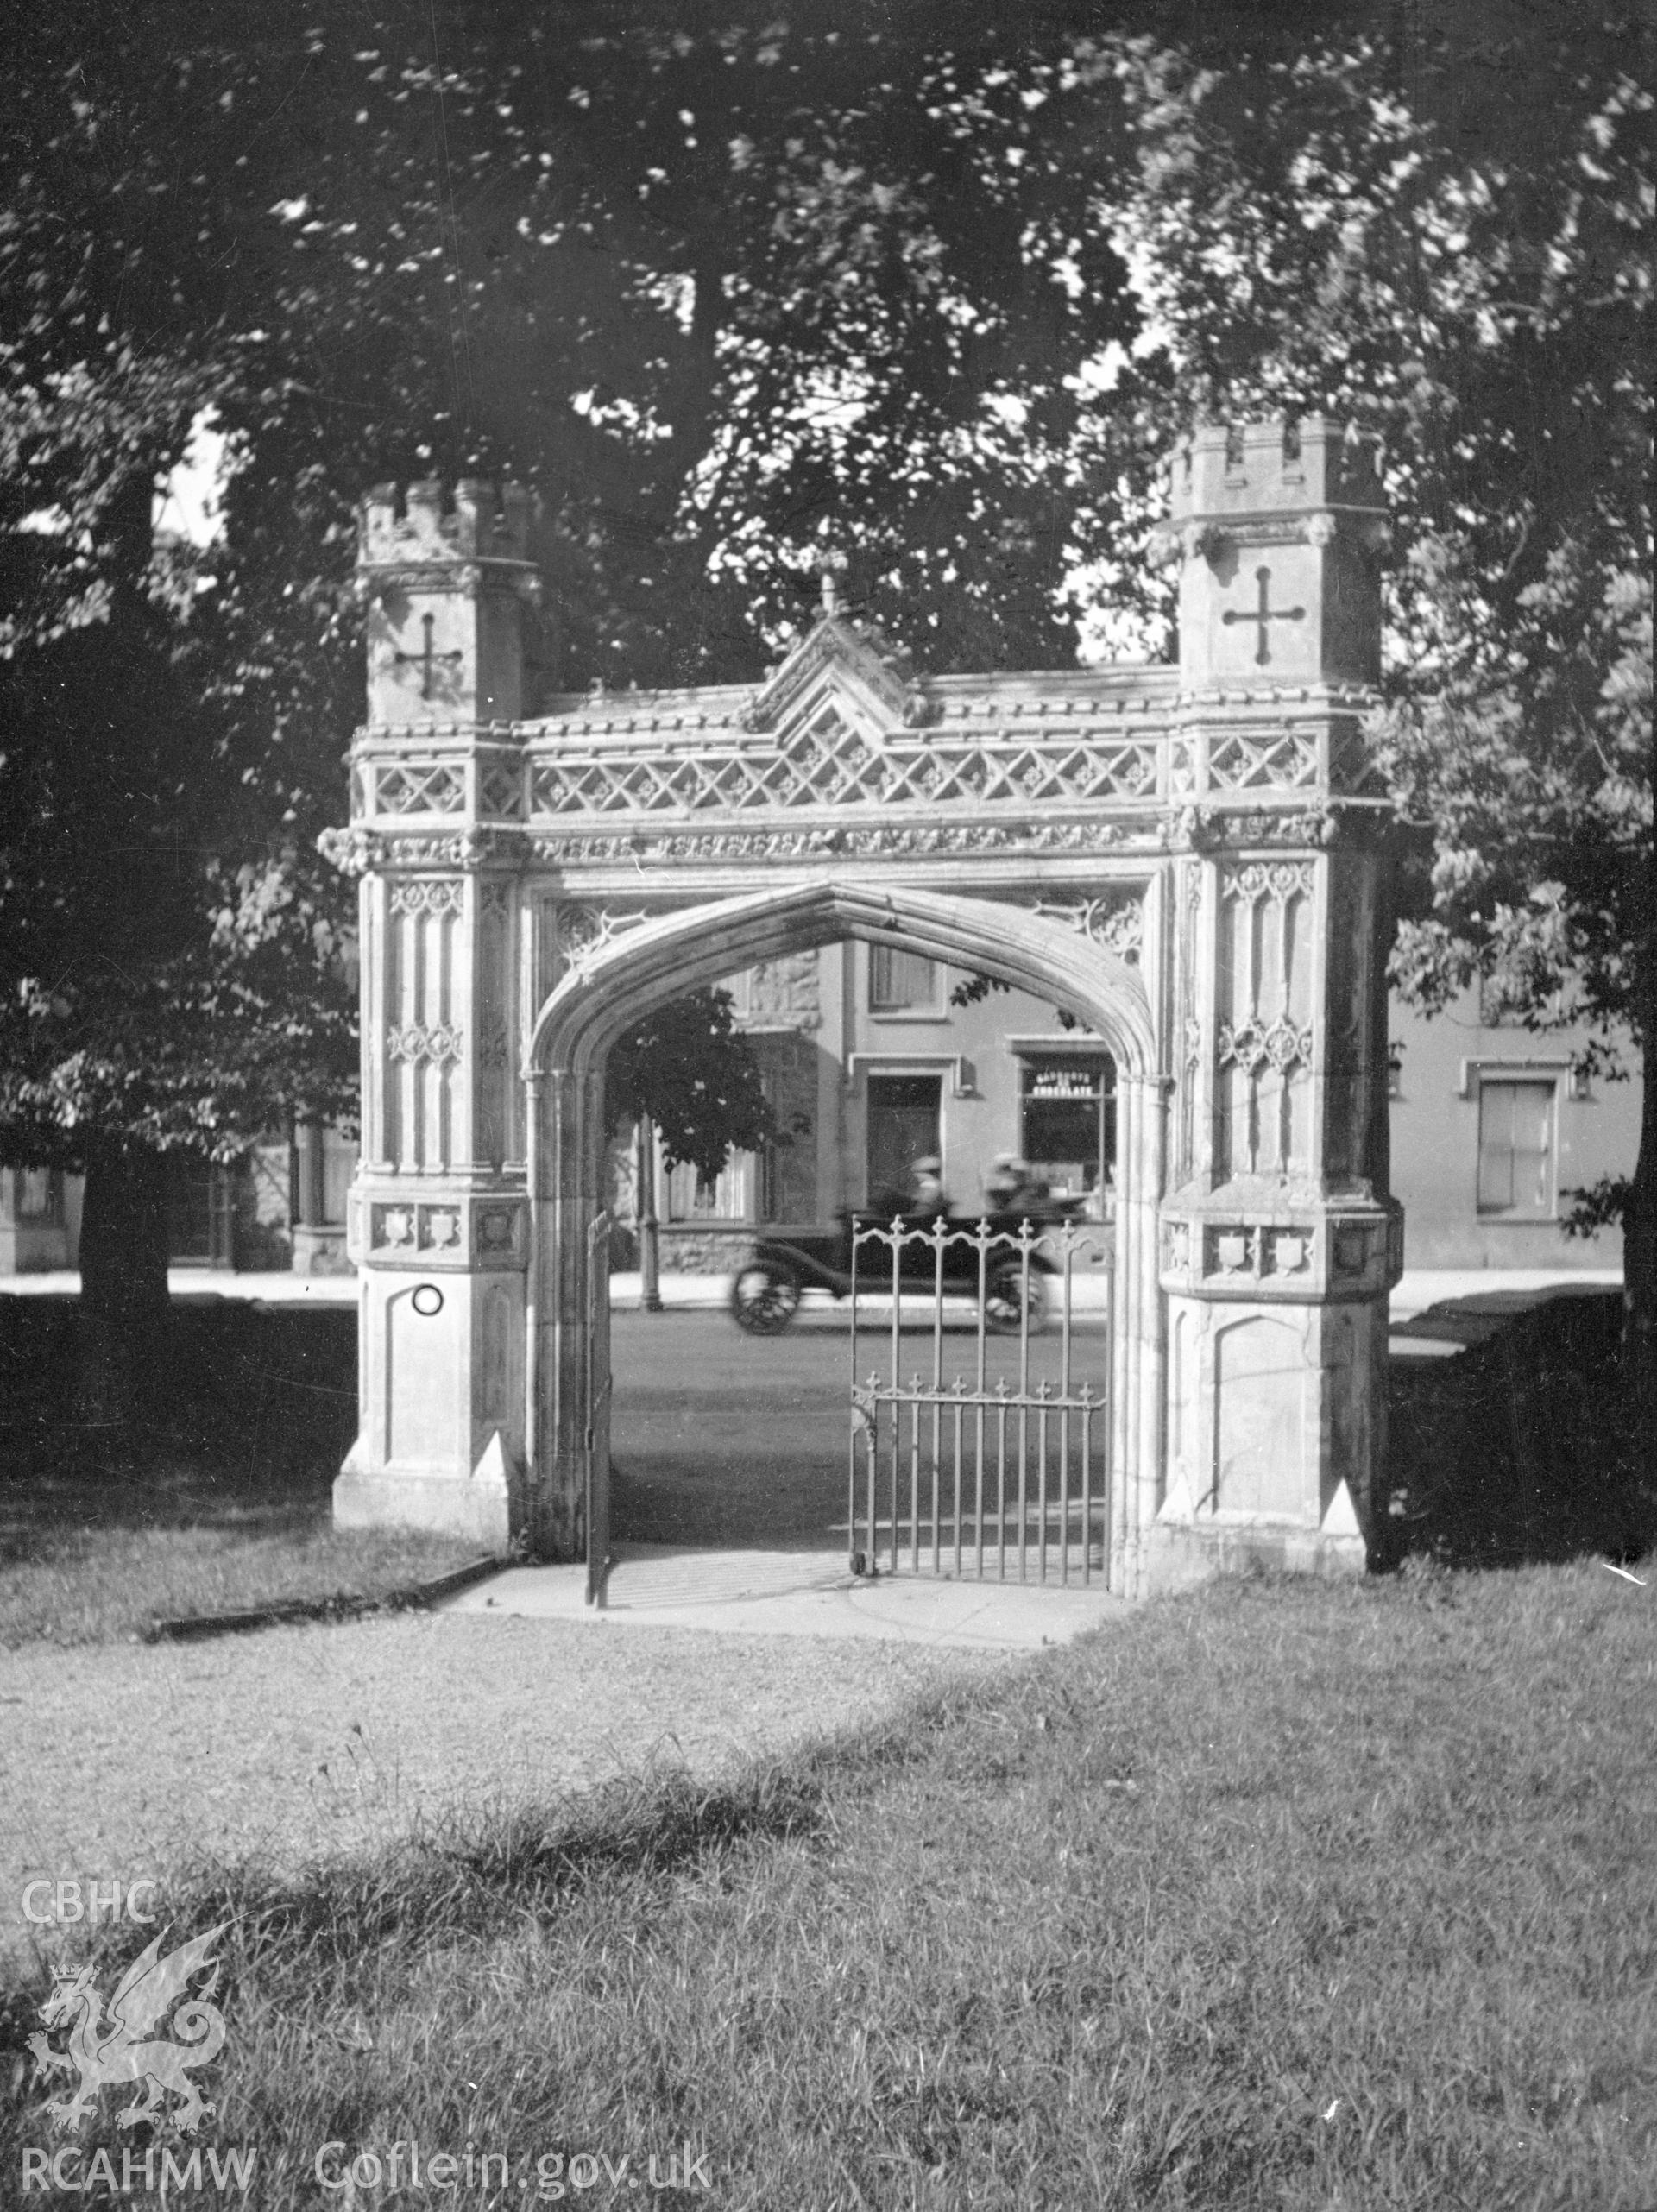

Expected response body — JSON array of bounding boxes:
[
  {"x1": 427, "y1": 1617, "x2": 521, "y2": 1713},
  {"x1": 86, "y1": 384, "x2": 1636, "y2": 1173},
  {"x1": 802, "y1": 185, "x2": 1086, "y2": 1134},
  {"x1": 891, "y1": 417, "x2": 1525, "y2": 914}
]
[{"x1": 27, "y1": 1924, "x2": 229, "y2": 2136}]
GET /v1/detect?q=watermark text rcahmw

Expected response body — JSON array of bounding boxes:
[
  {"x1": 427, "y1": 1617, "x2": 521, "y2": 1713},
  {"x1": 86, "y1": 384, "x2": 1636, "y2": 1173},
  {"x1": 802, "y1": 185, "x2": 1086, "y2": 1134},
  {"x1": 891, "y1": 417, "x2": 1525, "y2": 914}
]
[{"x1": 21, "y1": 2145, "x2": 255, "y2": 2195}]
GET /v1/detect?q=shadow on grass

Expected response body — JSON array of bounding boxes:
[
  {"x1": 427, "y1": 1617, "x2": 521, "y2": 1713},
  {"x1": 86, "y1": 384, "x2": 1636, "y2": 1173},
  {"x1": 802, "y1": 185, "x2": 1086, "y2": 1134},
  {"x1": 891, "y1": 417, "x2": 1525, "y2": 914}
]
[
  {"x1": 0, "y1": 1296, "x2": 356, "y2": 1557},
  {"x1": 1383, "y1": 1289, "x2": 1652, "y2": 1572},
  {"x1": 6, "y1": 1569, "x2": 1654, "y2": 2209},
  {"x1": 0, "y1": 1761, "x2": 829, "y2": 2031}
]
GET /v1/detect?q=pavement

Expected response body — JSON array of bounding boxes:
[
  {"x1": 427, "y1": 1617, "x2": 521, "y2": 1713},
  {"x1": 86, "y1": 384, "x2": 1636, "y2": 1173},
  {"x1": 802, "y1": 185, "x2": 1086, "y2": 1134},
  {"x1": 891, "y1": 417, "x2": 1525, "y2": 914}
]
[
  {"x1": 0, "y1": 1261, "x2": 1623, "y2": 1327},
  {"x1": 439, "y1": 1543, "x2": 1126, "y2": 1649},
  {"x1": 0, "y1": 1267, "x2": 362, "y2": 1306}
]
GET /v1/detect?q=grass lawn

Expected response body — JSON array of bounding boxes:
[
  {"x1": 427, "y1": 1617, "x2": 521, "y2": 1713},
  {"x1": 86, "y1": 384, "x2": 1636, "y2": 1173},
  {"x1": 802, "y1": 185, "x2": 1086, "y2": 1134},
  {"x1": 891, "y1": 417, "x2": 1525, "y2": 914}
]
[
  {"x1": 0, "y1": 1522, "x2": 490, "y2": 1648},
  {"x1": 5, "y1": 1560, "x2": 1653, "y2": 2209}
]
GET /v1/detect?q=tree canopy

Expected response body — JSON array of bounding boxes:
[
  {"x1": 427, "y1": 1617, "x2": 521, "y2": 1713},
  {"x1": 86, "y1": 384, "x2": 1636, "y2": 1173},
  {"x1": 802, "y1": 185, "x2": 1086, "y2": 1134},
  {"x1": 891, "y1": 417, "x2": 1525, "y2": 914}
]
[
  {"x1": 1, "y1": 0, "x2": 1172, "y2": 1301},
  {"x1": 605, "y1": 987, "x2": 774, "y2": 1189},
  {"x1": 3, "y1": 3, "x2": 1648, "y2": 1394},
  {"x1": 1096, "y1": 15, "x2": 1653, "y2": 1383}
]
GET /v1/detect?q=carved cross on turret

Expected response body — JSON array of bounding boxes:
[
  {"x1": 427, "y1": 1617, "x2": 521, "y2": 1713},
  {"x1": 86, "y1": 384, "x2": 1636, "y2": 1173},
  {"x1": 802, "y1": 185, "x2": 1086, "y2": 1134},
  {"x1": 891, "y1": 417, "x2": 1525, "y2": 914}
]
[
  {"x1": 394, "y1": 612, "x2": 465, "y2": 699},
  {"x1": 1222, "y1": 565, "x2": 1305, "y2": 665}
]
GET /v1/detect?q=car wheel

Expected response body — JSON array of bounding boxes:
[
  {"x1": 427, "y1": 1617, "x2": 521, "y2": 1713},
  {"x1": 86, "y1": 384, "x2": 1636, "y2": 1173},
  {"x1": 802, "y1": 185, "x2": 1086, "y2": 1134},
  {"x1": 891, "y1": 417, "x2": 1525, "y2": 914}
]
[
  {"x1": 729, "y1": 1259, "x2": 803, "y2": 1335},
  {"x1": 984, "y1": 1262, "x2": 1049, "y2": 1337}
]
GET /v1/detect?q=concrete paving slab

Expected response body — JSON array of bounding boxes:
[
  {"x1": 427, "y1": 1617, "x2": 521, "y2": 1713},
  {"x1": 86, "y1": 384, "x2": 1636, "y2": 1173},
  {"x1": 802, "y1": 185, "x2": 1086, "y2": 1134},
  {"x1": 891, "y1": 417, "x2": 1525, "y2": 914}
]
[{"x1": 439, "y1": 1544, "x2": 1125, "y2": 1650}]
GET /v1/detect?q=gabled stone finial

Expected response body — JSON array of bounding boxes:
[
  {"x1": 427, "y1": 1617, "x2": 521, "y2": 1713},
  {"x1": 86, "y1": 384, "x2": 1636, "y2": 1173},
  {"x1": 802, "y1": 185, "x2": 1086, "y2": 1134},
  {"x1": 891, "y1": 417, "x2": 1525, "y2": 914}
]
[{"x1": 818, "y1": 550, "x2": 849, "y2": 619}]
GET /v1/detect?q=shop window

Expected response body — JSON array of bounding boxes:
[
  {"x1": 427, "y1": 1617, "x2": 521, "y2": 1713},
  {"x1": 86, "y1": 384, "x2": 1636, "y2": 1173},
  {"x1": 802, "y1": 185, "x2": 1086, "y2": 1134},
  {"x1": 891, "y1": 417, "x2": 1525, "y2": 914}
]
[{"x1": 1019, "y1": 1056, "x2": 1117, "y2": 1201}]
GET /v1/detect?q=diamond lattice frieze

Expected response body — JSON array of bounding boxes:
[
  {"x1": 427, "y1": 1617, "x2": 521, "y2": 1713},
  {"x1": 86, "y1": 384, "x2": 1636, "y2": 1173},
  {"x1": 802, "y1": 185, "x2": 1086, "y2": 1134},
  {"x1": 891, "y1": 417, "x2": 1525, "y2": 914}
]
[
  {"x1": 1208, "y1": 731, "x2": 1320, "y2": 790},
  {"x1": 375, "y1": 762, "x2": 467, "y2": 815},
  {"x1": 526, "y1": 706, "x2": 1163, "y2": 822},
  {"x1": 478, "y1": 764, "x2": 526, "y2": 817}
]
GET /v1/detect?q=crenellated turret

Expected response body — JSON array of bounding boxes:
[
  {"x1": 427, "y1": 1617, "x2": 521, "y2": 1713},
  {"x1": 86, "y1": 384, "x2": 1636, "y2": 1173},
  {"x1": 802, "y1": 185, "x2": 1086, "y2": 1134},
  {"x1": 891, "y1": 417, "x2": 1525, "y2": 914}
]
[
  {"x1": 358, "y1": 477, "x2": 536, "y2": 567},
  {"x1": 356, "y1": 477, "x2": 542, "y2": 727},
  {"x1": 1162, "y1": 415, "x2": 1384, "y2": 528},
  {"x1": 1153, "y1": 416, "x2": 1389, "y2": 691}
]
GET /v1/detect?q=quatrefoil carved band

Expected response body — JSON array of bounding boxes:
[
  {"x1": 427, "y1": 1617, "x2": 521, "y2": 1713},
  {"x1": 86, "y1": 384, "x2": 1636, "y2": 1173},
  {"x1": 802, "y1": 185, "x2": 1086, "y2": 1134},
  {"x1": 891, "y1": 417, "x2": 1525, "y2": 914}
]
[
  {"x1": 389, "y1": 879, "x2": 464, "y2": 917},
  {"x1": 387, "y1": 1021, "x2": 463, "y2": 1065},
  {"x1": 1224, "y1": 859, "x2": 1314, "y2": 904},
  {"x1": 1217, "y1": 1015, "x2": 1314, "y2": 1075}
]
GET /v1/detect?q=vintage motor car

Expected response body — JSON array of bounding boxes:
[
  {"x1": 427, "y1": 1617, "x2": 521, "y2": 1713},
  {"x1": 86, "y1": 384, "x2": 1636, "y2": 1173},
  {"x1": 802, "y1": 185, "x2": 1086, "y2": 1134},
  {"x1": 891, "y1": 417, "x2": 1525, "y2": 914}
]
[{"x1": 728, "y1": 1204, "x2": 1091, "y2": 1337}]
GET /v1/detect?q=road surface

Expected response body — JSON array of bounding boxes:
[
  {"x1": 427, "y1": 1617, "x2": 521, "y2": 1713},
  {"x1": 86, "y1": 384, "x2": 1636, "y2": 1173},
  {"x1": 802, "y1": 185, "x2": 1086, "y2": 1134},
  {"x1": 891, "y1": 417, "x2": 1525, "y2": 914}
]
[{"x1": 609, "y1": 1301, "x2": 1111, "y2": 1549}]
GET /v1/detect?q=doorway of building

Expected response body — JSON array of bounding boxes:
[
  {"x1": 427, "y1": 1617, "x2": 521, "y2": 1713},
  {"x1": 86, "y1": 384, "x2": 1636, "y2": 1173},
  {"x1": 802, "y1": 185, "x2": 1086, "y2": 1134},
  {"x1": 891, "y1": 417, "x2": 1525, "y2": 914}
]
[{"x1": 866, "y1": 1072, "x2": 942, "y2": 1211}]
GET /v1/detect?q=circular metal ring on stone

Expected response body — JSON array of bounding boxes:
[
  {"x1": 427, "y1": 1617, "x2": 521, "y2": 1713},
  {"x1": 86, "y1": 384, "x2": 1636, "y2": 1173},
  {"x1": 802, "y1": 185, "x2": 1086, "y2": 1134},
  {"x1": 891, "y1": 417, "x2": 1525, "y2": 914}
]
[{"x1": 412, "y1": 1283, "x2": 444, "y2": 1318}]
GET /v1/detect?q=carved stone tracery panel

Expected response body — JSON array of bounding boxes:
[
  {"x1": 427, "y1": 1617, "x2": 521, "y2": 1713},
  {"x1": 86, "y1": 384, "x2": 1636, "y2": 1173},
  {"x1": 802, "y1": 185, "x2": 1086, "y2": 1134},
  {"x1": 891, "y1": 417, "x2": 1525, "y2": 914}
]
[
  {"x1": 554, "y1": 904, "x2": 656, "y2": 982},
  {"x1": 1028, "y1": 892, "x2": 1145, "y2": 966},
  {"x1": 1216, "y1": 860, "x2": 1316, "y2": 1180}
]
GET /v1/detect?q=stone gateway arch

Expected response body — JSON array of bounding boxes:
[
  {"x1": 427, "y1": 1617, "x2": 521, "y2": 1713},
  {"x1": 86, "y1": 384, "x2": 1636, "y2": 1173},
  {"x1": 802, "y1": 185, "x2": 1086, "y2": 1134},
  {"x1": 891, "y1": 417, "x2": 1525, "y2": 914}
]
[{"x1": 332, "y1": 417, "x2": 1402, "y2": 1597}]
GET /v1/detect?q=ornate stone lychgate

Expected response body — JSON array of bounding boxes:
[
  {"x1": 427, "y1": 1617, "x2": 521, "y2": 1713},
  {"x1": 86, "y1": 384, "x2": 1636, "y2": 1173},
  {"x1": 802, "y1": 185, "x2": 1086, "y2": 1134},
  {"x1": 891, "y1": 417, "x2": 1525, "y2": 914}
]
[{"x1": 333, "y1": 420, "x2": 1402, "y2": 1596}]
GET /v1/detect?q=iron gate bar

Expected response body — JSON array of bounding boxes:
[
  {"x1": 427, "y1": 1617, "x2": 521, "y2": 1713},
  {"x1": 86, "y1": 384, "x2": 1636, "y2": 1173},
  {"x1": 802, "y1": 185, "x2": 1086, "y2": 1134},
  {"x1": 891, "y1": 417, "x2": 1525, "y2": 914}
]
[
  {"x1": 848, "y1": 1215, "x2": 1110, "y2": 1588},
  {"x1": 585, "y1": 1211, "x2": 614, "y2": 1609}
]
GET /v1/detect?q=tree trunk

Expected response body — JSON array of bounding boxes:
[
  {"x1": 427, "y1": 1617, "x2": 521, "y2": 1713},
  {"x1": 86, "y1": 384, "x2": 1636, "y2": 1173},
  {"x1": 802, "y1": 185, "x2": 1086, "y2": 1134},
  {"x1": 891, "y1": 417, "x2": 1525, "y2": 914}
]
[
  {"x1": 76, "y1": 1146, "x2": 172, "y2": 1465},
  {"x1": 1626, "y1": 999, "x2": 1657, "y2": 1484},
  {"x1": 637, "y1": 1116, "x2": 662, "y2": 1314}
]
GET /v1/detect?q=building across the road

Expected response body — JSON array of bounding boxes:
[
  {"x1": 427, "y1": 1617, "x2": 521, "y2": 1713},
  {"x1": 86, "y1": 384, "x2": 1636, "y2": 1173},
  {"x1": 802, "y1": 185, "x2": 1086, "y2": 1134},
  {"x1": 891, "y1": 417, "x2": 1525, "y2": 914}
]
[
  {"x1": 625, "y1": 953, "x2": 1638, "y2": 1278},
  {"x1": 0, "y1": 1126, "x2": 355, "y2": 1278},
  {"x1": 0, "y1": 968, "x2": 1637, "y2": 1279}
]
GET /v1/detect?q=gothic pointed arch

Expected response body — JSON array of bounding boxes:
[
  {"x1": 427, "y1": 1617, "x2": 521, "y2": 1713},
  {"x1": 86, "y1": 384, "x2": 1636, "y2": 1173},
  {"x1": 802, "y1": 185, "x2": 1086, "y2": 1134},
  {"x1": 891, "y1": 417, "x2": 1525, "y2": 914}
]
[{"x1": 528, "y1": 879, "x2": 1156, "y2": 1085}]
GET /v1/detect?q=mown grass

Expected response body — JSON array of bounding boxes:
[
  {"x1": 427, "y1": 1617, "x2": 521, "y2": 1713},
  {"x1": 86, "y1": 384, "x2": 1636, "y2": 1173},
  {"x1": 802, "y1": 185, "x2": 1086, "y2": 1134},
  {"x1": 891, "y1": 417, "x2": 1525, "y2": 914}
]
[
  {"x1": 5, "y1": 1560, "x2": 1653, "y2": 2209},
  {"x1": 0, "y1": 1522, "x2": 488, "y2": 1648}
]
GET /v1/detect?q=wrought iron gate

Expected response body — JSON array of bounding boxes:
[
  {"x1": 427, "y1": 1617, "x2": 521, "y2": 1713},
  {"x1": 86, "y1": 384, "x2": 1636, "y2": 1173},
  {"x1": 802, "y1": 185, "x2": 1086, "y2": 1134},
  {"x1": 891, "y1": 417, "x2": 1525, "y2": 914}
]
[
  {"x1": 585, "y1": 1211, "x2": 614, "y2": 1608},
  {"x1": 849, "y1": 1217, "x2": 1111, "y2": 1586}
]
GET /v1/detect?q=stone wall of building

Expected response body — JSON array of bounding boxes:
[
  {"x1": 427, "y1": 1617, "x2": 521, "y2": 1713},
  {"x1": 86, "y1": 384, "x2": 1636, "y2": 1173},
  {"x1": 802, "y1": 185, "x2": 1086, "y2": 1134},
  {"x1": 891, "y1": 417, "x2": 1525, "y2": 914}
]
[
  {"x1": 658, "y1": 1226, "x2": 758, "y2": 1274},
  {"x1": 755, "y1": 1029, "x2": 822, "y2": 1226}
]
